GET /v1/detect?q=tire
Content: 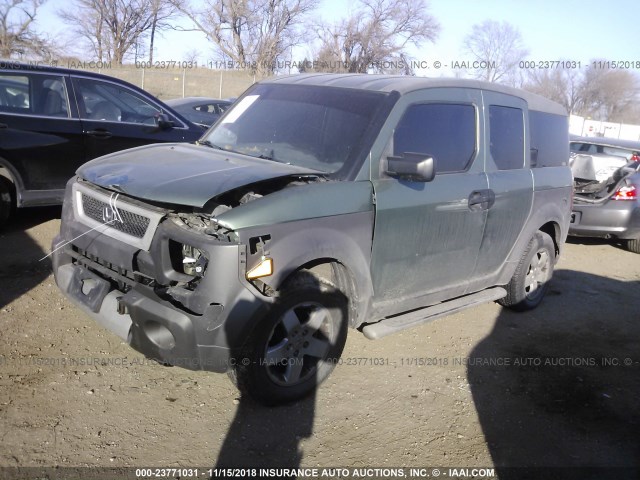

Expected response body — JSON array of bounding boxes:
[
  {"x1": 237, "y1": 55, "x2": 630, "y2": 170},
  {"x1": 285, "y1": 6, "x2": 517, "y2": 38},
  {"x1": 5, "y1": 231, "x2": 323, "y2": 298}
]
[
  {"x1": 0, "y1": 177, "x2": 15, "y2": 229},
  {"x1": 626, "y1": 238, "x2": 640, "y2": 254},
  {"x1": 499, "y1": 231, "x2": 555, "y2": 312},
  {"x1": 230, "y1": 271, "x2": 348, "y2": 405}
]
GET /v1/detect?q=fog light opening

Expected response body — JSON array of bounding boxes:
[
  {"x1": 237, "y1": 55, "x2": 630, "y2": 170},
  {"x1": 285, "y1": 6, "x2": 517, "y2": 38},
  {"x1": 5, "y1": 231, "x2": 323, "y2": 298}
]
[
  {"x1": 144, "y1": 321, "x2": 176, "y2": 350},
  {"x1": 81, "y1": 278, "x2": 97, "y2": 295}
]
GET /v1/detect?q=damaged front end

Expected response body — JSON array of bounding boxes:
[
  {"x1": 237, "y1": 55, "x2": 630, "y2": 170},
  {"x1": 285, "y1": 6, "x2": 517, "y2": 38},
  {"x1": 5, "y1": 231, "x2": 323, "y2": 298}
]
[{"x1": 51, "y1": 173, "x2": 325, "y2": 372}]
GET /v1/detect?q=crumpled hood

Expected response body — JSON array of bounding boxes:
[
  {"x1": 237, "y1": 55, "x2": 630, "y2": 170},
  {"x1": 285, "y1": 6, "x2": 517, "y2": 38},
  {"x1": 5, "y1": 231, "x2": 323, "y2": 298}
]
[{"x1": 77, "y1": 143, "x2": 321, "y2": 207}]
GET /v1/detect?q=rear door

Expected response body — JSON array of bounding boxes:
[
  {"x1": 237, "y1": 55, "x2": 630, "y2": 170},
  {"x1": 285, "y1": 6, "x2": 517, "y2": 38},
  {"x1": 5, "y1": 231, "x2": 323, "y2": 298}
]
[
  {"x1": 370, "y1": 88, "x2": 489, "y2": 315},
  {"x1": 0, "y1": 70, "x2": 84, "y2": 199},
  {"x1": 470, "y1": 91, "x2": 533, "y2": 288},
  {"x1": 70, "y1": 75, "x2": 201, "y2": 161}
]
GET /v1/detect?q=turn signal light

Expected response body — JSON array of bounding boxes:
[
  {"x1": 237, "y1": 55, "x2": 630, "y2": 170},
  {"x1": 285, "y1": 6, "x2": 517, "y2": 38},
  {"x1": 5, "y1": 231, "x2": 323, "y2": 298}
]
[{"x1": 246, "y1": 257, "x2": 273, "y2": 280}]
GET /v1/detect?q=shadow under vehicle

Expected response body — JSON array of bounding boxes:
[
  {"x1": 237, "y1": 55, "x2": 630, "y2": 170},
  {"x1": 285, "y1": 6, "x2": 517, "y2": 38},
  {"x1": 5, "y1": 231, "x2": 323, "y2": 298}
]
[{"x1": 469, "y1": 268, "x2": 640, "y2": 480}]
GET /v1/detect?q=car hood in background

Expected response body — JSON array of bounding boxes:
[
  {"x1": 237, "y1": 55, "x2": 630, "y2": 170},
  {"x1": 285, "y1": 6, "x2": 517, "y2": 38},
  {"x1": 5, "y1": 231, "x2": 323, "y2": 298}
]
[{"x1": 77, "y1": 143, "x2": 322, "y2": 207}]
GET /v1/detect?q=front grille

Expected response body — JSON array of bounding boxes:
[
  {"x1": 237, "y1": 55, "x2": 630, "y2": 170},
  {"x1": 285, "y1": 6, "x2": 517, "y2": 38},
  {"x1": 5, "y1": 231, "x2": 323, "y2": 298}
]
[
  {"x1": 81, "y1": 193, "x2": 151, "y2": 239},
  {"x1": 73, "y1": 181, "x2": 165, "y2": 251}
]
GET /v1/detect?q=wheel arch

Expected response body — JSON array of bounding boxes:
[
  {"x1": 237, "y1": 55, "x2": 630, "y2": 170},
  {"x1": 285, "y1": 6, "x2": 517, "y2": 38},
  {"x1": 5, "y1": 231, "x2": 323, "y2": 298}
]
[
  {"x1": 538, "y1": 220, "x2": 562, "y2": 258},
  {"x1": 282, "y1": 258, "x2": 362, "y2": 328},
  {"x1": 0, "y1": 157, "x2": 24, "y2": 205},
  {"x1": 499, "y1": 189, "x2": 571, "y2": 286},
  {"x1": 240, "y1": 212, "x2": 375, "y2": 329}
]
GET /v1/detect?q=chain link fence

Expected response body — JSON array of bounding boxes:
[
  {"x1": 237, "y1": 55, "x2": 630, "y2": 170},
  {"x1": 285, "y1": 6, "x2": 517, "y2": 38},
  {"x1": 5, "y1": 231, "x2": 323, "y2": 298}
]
[{"x1": 76, "y1": 65, "x2": 266, "y2": 100}]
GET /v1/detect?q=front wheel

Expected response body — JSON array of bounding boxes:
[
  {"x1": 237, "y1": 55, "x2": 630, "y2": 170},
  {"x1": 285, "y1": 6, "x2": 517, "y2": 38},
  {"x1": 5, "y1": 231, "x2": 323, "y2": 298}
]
[
  {"x1": 499, "y1": 231, "x2": 555, "y2": 311},
  {"x1": 230, "y1": 271, "x2": 348, "y2": 405}
]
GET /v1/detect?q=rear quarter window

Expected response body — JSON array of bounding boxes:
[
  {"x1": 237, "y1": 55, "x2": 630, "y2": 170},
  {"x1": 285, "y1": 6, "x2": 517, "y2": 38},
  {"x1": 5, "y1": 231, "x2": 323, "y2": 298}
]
[
  {"x1": 0, "y1": 75, "x2": 30, "y2": 111},
  {"x1": 0, "y1": 74, "x2": 68, "y2": 117},
  {"x1": 530, "y1": 111, "x2": 569, "y2": 167}
]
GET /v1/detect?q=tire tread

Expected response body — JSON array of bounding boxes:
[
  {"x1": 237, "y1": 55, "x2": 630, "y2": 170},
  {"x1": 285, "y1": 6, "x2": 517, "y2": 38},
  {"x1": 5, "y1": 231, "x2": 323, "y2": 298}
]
[
  {"x1": 498, "y1": 231, "x2": 554, "y2": 311},
  {"x1": 626, "y1": 238, "x2": 640, "y2": 254}
]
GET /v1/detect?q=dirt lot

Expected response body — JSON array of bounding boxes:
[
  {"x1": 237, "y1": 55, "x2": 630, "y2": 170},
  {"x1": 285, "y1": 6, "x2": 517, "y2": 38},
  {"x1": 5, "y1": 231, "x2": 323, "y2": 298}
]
[{"x1": 1, "y1": 208, "x2": 639, "y2": 479}]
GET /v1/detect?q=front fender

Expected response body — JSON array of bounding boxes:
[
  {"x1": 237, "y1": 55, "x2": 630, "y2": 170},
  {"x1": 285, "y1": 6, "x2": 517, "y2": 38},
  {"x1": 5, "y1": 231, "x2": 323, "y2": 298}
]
[
  {"x1": 239, "y1": 211, "x2": 375, "y2": 328},
  {"x1": 217, "y1": 180, "x2": 376, "y2": 325}
]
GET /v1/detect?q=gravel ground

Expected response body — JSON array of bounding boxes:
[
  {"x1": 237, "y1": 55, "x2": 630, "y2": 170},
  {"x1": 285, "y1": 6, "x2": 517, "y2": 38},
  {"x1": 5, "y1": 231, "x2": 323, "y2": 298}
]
[{"x1": 0, "y1": 208, "x2": 639, "y2": 479}]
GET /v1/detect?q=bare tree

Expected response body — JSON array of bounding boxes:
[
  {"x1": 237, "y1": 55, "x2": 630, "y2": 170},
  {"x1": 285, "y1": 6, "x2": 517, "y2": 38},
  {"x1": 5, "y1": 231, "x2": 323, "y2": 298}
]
[
  {"x1": 525, "y1": 67, "x2": 582, "y2": 114},
  {"x1": 524, "y1": 61, "x2": 640, "y2": 123},
  {"x1": 183, "y1": 47, "x2": 200, "y2": 64},
  {"x1": 0, "y1": 0, "x2": 52, "y2": 58},
  {"x1": 58, "y1": 0, "x2": 176, "y2": 65},
  {"x1": 312, "y1": 0, "x2": 439, "y2": 74},
  {"x1": 463, "y1": 20, "x2": 528, "y2": 85},
  {"x1": 173, "y1": 0, "x2": 318, "y2": 76},
  {"x1": 147, "y1": 0, "x2": 177, "y2": 63},
  {"x1": 579, "y1": 67, "x2": 639, "y2": 122}
]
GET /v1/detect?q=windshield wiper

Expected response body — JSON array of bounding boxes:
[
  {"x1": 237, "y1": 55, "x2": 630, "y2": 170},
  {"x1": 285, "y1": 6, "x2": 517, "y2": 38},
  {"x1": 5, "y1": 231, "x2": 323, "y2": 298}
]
[
  {"x1": 256, "y1": 148, "x2": 276, "y2": 161},
  {"x1": 196, "y1": 139, "x2": 224, "y2": 150}
]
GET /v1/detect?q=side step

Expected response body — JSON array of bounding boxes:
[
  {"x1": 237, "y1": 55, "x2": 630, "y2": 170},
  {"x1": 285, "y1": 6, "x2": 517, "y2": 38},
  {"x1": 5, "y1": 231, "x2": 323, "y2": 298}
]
[{"x1": 362, "y1": 287, "x2": 507, "y2": 340}]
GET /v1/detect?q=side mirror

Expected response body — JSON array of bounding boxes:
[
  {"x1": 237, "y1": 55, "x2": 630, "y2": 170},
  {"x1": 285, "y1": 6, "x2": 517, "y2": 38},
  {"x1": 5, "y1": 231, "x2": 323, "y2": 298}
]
[
  {"x1": 386, "y1": 153, "x2": 436, "y2": 182},
  {"x1": 155, "y1": 112, "x2": 175, "y2": 130}
]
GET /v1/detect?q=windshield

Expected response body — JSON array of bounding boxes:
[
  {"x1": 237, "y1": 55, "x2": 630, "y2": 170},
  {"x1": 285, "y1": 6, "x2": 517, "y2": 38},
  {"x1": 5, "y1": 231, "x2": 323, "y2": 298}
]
[{"x1": 202, "y1": 83, "x2": 387, "y2": 174}]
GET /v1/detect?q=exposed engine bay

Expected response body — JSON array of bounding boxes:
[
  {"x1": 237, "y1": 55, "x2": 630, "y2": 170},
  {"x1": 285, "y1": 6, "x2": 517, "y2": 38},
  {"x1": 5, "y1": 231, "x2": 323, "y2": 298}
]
[{"x1": 170, "y1": 174, "x2": 326, "y2": 236}]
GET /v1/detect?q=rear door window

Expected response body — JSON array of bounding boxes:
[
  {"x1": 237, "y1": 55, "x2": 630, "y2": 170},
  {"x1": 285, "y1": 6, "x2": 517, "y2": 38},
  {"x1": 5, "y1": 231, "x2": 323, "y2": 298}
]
[{"x1": 489, "y1": 105, "x2": 524, "y2": 170}]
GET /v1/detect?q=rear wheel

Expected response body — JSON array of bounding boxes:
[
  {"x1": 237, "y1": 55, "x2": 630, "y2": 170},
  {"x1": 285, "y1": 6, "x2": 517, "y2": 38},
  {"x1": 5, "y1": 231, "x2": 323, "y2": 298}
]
[
  {"x1": 229, "y1": 271, "x2": 348, "y2": 405},
  {"x1": 0, "y1": 177, "x2": 15, "y2": 229},
  {"x1": 627, "y1": 238, "x2": 640, "y2": 254},
  {"x1": 499, "y1": 231, "x2": 555, "y2": 311}
]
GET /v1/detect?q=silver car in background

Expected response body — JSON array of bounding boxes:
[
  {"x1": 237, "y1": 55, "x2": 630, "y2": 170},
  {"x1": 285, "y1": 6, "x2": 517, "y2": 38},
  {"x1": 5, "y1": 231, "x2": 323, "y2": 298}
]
[{"x1": 569, "y1": 136, "x2": 640, "y2": 253}]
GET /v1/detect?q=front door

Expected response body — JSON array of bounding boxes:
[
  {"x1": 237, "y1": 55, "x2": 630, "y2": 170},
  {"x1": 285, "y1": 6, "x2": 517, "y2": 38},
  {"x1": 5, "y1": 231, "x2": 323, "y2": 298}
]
[{"x1": 370, "y1": 88, "x2": 488, "y2": 316}]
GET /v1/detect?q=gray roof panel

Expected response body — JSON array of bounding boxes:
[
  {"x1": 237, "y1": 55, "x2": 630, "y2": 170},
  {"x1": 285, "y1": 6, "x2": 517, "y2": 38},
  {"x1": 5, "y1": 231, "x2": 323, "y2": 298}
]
[{"x1": 265, "y1": 73, "x2": 566, "y2": 116}]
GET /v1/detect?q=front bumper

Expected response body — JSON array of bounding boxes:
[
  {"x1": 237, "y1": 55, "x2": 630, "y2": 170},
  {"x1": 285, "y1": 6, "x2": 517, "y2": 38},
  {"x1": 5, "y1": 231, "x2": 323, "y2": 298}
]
[
  {"x1": 569, "y1": 199, "x2": 640, "y2": 240},
  {"x1": 52, "y1": 181, "x2": 269, "y2": 373}
]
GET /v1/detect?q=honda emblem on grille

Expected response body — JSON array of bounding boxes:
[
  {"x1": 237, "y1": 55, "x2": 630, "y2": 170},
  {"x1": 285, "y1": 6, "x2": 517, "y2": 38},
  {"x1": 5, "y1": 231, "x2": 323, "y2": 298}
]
[{"x1": 102, "y1": 193, "x2": 124, "y2": 225}]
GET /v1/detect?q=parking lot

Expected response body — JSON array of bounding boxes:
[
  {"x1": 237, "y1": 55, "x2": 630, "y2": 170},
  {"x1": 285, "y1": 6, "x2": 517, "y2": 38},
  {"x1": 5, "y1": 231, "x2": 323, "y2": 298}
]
[{"x1": 0, "y1": 208, "x2": 639, "y2": 475}]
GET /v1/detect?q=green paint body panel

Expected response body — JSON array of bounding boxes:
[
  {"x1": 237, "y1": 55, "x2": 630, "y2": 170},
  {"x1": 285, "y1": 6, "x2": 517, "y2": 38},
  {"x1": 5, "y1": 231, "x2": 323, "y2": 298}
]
[{"x1": 215, "y1": 180, "x2": 374, "y2": 231}]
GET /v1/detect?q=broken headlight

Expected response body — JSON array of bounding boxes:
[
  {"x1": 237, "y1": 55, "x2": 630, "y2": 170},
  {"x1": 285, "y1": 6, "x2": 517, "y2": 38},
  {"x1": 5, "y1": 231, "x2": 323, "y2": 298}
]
[{"x1": 178, "y1": 243, "x2": 208, "y2": 277}]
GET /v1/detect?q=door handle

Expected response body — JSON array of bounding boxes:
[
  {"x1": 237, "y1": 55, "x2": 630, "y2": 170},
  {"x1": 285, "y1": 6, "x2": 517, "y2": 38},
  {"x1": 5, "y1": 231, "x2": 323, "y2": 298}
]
[
  {"x1": 86, "y1": 129, "x2": 113, "y2": 139},
  {"x1": 0, "y1": 123, "x2": 7, "y2": 129},
  {"x1": 468, "y1": 189, "x2": 495, "y2": 211}
]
